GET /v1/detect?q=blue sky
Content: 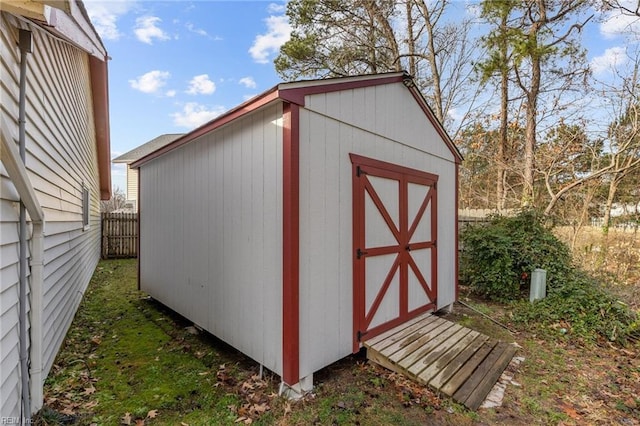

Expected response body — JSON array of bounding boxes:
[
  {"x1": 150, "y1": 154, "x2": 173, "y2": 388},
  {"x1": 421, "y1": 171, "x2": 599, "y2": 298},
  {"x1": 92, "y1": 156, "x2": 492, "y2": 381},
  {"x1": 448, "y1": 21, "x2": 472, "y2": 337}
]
[
  {"x1": 84, "y1": 1, "x2": 291, "y2": 191},
  {"x1": 82, "y1": 1, "x2": 638, "y2": 192}
]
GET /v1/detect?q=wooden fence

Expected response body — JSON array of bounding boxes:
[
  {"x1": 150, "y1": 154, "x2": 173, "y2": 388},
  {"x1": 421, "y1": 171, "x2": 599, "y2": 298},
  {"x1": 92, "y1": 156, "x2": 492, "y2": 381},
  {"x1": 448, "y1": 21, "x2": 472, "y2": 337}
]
[{"x1": 101, "y1": 212, "x2": 138, "y2": 259}]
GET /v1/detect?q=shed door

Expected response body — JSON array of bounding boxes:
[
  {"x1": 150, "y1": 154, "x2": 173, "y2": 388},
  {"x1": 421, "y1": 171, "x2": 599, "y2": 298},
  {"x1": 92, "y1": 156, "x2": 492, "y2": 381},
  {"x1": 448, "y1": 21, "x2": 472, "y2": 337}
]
[{"x1": 351, "y1": 154, "x2": 438, "y2": 350}]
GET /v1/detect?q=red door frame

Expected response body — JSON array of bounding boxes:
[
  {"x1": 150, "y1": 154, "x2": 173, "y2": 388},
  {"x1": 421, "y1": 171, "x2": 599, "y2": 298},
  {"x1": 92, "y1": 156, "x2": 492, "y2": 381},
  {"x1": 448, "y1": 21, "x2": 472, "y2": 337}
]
[{"x1": 350, "y1": 154, "x2": 438, "y2": 352}]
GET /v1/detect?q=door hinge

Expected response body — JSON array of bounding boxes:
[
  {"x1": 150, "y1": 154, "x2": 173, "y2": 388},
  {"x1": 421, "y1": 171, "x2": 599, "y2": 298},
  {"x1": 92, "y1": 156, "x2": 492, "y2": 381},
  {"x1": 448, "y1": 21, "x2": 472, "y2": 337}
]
[
  {"x1": 357, "y1": 330, "x2": 366, "y2": 341},
  {"x1": 357, "y1": 248, "x2": 368, "y2": 259},
  {"x1": 356, "y1": 166, "x2": 366, "y2": 177},
  {"x1": 433, "y1": 182, "x2": 437, "y2": 190}
]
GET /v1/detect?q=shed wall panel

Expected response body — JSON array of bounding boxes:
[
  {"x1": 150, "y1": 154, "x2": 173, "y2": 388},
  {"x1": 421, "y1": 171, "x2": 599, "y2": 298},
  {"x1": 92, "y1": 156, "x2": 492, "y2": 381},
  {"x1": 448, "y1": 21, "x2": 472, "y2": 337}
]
[
  {"x1": 0, "y1": 13, "x2": 102, "y2": 415},
  {"x1": 297, "y1": 85, "x2": 457, "y2": 378},
  {"x1": 305, "y1": 84, "x2": 455, "y2": 163},
  {"x1": 139, "y1": 104, "x2": 284, "y2": 376}
]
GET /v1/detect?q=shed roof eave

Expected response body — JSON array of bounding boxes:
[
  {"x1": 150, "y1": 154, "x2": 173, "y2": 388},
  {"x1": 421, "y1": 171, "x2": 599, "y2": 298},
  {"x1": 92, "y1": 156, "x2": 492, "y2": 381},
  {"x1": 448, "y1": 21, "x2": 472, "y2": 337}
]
[
  {"x1": 131, "y1": 87, "x2": 282, "y2": 169},
  {"x1": 131, "y1": 72, "x2": 464, "y2": 169},
  {"x1": 405, "y1": 84, "x2": 463, "y2": 164}
]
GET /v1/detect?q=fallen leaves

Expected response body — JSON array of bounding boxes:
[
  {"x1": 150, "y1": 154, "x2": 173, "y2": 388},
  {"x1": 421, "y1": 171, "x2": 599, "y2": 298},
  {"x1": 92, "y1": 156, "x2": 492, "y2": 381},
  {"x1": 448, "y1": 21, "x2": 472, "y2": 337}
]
[
  {"x1": 380, "y1": 366, "x2": 441, "y2": 410},
  {"x1": 561, "y1": 403, "x2": 581, "y2": 420},
  {"x1": 224, "y1": 373, "x2": 274, "y2": 424},
  {"x1": 216, "y1": 364, "x2": 236, "y2": 386},
  {"x1": 120, "y1": 409, "x2": 160, "y2": 425}
]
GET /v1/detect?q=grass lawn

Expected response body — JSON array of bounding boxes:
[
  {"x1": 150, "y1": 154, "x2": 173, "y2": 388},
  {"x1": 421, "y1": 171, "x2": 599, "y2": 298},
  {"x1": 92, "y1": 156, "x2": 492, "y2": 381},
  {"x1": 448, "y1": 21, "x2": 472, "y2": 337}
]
[{"x1": 38, "y1": 259, "x2": 640, "y2": 425}]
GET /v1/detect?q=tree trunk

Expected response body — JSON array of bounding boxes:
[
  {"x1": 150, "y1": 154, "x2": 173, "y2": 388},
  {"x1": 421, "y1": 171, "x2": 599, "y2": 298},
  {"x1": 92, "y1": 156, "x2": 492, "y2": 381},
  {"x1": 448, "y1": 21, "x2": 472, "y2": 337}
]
[
  {"x1": 521, "y1": 22, "x2": 542, "y2": 207},
  {"x1": 602, "y1": 176, "x2": 619, "y2": 236},
  {"x1": 522, "y1": 89, "x2": 537, "y2": 206},
  {"x1": 497, "y1": 13, "x2": 509, "y2": 212},
  {"x1": 416, "y1": 0, "x2": 445, "y2": 122},
  {"x1": 405, "y1": 0, "x2": 416, "y2": 77}
]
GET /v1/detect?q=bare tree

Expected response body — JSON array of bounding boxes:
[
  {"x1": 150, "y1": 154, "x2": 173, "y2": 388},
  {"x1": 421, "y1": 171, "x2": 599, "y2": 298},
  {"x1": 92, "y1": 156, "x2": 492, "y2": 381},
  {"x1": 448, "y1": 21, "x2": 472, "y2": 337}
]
[
  {"x1": 100, "y1": 186, "x2": 126, "y2": 213},
  {"x1": 538, "y1": 121, "x2": 613, "y2": 215},
  {"x1": 599, "y1": 52, "x2": 640, "y2": 234},
  {"x1": 603, "y1": 0, "x2": 640, "y2": 17},
  {"x1": 275, "y1": 0, "x2": 484, "y2": 136}
]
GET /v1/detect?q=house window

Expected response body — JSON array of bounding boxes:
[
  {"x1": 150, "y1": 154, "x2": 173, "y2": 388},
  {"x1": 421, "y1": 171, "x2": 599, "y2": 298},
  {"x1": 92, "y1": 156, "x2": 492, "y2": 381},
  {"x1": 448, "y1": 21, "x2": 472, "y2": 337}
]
[{"x1": 82, "y1": 185, "x2": 90, "y2": 230}]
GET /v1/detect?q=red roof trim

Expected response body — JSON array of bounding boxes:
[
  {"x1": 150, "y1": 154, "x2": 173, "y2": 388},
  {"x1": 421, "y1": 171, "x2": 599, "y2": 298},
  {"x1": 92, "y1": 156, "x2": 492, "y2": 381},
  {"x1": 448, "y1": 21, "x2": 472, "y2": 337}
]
[
  {"x1": 131, "y1": 88, "x2": 280, "y2": 168},
  {"x1": 132, "y1": 72, "x2": 462, "y2": 169},
  {"x1": 405, "y1": 86, "x2": 463, "y2": 164},
  {"x1": 278, "y1": 73, "x2": 406, "y2": 106},
  {"x1": 89, "y1": 55, "x2": 111, "y2": 200},
  {"x1": 282, "y1": 102, "x2": 300, "y2": 385}
]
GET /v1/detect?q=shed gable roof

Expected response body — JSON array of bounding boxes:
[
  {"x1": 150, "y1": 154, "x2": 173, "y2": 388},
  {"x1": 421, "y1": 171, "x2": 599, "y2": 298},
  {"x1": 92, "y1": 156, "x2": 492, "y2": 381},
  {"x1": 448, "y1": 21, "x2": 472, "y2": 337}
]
[{"x1": 131, "y1": 72, "x2": 462, "y2": 169}]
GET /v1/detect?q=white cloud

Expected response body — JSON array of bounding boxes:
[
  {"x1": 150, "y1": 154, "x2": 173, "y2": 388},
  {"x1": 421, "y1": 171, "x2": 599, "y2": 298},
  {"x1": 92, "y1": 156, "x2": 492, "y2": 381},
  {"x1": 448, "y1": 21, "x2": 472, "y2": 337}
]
[
  {"x1": 249, "y1": 15, "x2": 291, "y2": 64},
  {"x1": 591, "y1": 46, "x2": 628, "y2": 74},
  {"x1": 267, "y1": 3, "x2": 287, "y2": 13},
  {"x1": 239, "y1": 76, "x2": 257, "y2": 89},
  {"x1": 134, "y1": 16, "x2": 170, "y2": 44},
  {"x1": 83, "y1": 0, "x2": 135, "y2": 40},
  {"x1": 600, "y1": 4, "x2": 640, "y2": 39},
  {"x1": 165, "y1": 90, "x2": 177, "y2": 98},
  {"x1": 186, "y1": 22, "x2": 209, "y2": 37},
  {"x1": 129, "y1": 70, "x2": 170, "y2": 94},
  {"x1": 172, "y1": 103, "x2": 226, "y2": 129},
  {"x1": 447, "y1": 107, "x2": 464, "y2": 123},
  {"x1": 186, "y1": 74, "x2": 216, "y2": 95}
]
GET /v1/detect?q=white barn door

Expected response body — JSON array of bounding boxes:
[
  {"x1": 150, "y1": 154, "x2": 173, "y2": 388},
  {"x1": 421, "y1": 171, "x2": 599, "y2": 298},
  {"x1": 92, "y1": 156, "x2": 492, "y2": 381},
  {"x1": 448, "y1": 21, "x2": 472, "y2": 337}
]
[{"x1": 350, "y1": 154, "x2": 438, "y2": 351}]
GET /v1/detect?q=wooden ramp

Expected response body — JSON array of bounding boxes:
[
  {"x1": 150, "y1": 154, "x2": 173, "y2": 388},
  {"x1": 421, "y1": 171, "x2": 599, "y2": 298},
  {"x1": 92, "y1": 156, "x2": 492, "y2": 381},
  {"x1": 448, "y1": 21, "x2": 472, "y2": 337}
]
[{"x1": 364, "y1": 312, "x2": 517, "y2": 410}]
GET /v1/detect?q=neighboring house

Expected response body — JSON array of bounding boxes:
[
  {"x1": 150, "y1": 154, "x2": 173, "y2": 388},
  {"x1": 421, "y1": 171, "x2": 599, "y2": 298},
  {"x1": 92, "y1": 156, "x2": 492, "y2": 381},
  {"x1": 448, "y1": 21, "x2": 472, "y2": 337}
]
[
  {"x1": 112, "y1": 134, "x2": 184, "y2": 212},
  {"x1": 0, "y1": 0, "x2": 110, "y2": 417},
  {"x1": 132, "y1": 72, "x2": 462, "y2": 396}
]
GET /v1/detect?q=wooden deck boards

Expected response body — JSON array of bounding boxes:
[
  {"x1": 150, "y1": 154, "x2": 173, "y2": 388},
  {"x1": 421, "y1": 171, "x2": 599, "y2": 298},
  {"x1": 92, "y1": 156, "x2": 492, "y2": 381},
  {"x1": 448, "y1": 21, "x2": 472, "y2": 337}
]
[{"x1": 364, "y1": 314, "x2": 517, "y2": 410}]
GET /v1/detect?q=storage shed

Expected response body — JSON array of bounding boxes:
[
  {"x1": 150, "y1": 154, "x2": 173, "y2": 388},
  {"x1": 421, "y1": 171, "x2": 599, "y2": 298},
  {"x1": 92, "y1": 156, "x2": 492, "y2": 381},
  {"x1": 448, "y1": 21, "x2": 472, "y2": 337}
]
[{"x1": 132, "y1": 72, "x2": 462, "y2": 394}]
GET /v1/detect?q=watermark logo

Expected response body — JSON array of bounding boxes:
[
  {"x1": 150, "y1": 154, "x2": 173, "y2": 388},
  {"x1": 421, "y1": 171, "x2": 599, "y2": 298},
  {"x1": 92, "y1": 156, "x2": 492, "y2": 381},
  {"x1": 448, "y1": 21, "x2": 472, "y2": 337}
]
[{"x1": 1, "y1": 417, "x2": 32, "y2": 425}]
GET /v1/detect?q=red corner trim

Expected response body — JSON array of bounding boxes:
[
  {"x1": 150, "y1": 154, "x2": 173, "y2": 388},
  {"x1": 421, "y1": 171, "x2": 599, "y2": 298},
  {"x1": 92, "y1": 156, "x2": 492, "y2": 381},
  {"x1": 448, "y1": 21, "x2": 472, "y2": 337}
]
[
  {"x1": 454, "y1": 163, "x2": 459, "y2": 302},
  {"x1": 282, "y1": 102, "x2": 300, "y2": 385},
  {"x1": 89, "y1": 55, "x2": 111, "y2": 200}
]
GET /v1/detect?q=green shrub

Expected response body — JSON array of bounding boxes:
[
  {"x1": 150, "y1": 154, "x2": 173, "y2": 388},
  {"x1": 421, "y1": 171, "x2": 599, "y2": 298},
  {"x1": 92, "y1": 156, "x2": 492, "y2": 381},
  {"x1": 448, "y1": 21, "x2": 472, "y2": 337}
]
[
  {"x1": 460, "y1": 209, "x2": 572, "y2": 302},
  {"x1": 512, "y1": 271, "x2": 639, "y2": 345},
  {"x1": 459, "y1": 209, "x2": 639, "y2": 345}
]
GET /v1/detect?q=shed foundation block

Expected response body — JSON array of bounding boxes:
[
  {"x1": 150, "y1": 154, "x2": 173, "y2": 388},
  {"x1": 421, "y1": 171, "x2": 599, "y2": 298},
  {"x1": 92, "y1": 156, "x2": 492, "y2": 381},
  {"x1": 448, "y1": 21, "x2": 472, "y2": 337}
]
[{"x1": 279, "y1": 374, "x2": 313, "y2": 400}]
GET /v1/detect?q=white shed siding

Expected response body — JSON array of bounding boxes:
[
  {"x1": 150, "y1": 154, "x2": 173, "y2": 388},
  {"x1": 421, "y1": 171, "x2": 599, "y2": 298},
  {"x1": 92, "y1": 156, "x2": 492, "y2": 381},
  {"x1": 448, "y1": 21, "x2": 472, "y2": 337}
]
[
  {"x1": 297, "y1": 84, "x2": 457, "y2": 378},
  {"x1": 0, "y1": 13, "x2": 102, "y2": 416},
  {"x1": 140, "y1": 104, "x2": 284, "y2": 376}
]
